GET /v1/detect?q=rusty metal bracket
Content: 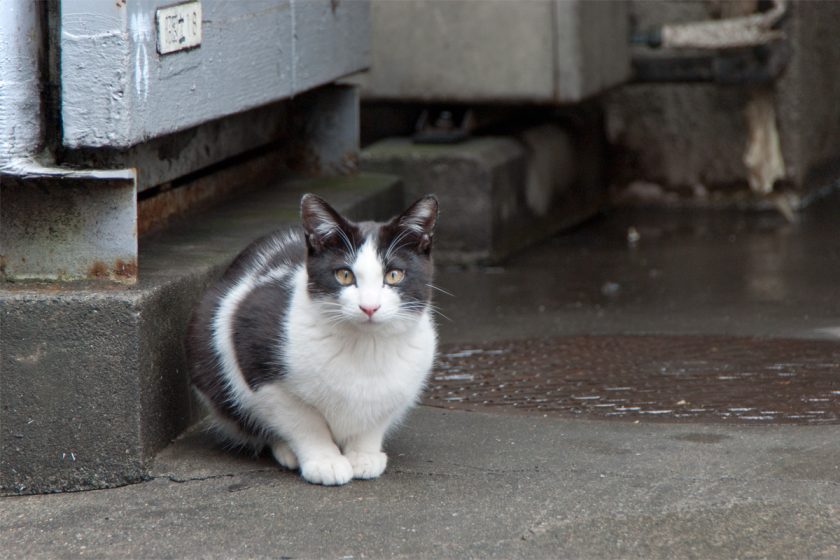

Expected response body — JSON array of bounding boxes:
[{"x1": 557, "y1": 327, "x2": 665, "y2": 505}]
[
  {"x1": 413, "y1": 108, "x2": 476, "y2": 144},
  {"x1": 1, "y1": 161, "x2": 138, "y2": 283}
]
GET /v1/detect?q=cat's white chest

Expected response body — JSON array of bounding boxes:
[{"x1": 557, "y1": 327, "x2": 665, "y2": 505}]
[{"x1": 283, "y1": 302, "x2": 436, "y2": 439}]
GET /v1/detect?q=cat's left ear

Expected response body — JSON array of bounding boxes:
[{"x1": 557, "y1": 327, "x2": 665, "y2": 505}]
[
  {"x1": 300, "y1": 193, "x2": 352, "y2": 253},
  {"x1": 393, "y1": 195, "x2": 438, "y2": 254}
]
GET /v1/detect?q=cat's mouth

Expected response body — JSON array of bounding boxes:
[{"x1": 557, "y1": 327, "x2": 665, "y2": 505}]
[{"x1": 356, "y1": 312, "x2": 392, "y2": 328}]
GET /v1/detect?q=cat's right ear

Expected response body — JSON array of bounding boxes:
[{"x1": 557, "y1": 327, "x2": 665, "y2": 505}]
[{"x1": 300, "y1": 193, "x2": 350, "y2": 253}]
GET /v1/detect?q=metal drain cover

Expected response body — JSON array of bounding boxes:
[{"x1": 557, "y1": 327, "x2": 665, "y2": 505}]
[{"x1": 423, "y1": 336, "x2": 840, "y2": 424}]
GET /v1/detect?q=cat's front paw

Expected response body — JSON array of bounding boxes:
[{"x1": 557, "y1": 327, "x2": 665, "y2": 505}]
[
  {"x1": 345, "y1": 450, "x2": 388, "y2": 480},
  {"x1": 300, "y1": 455, "x2": 353, "y2": 486}
]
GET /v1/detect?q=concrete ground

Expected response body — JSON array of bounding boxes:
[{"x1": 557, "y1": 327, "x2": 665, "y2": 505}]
[{"x1": 3, "y1": 193, "x2": 840, "y2": 559}]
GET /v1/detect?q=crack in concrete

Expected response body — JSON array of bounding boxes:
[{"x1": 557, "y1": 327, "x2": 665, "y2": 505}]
[
  {"x1": 151, "y1": 468, "x2": 275, "y2": 484},
  {"x1": 389, "y1": 468, "x2": 463, "y2": 479},
  {"x1": 391, "y1": 464, "x2": 537, "y2": 479},
  {"x1": 556, "y1": 463, "x2": 840, "y2": 489}
]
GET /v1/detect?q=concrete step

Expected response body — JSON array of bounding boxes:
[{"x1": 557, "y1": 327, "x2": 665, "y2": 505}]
[
  {"x1": 0, "y1": 172, "x2": 403, "y2": 495},
  {"x1": 361, "y1": 121, "x2": 607, "y2": 264}
]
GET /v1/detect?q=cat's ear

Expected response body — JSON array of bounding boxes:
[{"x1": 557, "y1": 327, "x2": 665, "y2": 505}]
[
  {"x1": 300, "y1": 194, "x2": 351, "y2": 253},
  {"x1": 392, "y1": 195, "x2": 438, "y2": 254}
]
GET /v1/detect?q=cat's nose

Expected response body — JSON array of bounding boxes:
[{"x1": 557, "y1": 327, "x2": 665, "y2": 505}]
[{"x1": 360, "y1": 304, "x2": 380, "y2": 318}]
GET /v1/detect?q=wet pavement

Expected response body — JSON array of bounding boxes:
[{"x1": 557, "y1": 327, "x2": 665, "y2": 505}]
[
  {"x1": 5, "y1": 407, "x2": 840, "y2": 559},
  {"x1": 434, "y1": 194, "x2": 840, "y2": 344},
  {"x1": 429, "y1": 192, "x2": 840, "y2": 428},
  {"x1": 426, "y1": 335, "x2": 840, "y2": 424}
]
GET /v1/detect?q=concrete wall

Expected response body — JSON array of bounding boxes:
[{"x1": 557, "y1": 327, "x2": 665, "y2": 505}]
[
  {"x1": 606, "y1": 0, "x2": 840, "y2": 204},
  {"x1": 775, "y1": 2, "x2": 840, "y2": 192},
  {"x1": 362, "y1": 0, "x2": 629, "y2": 103},
  {"x1": 606, "y1": 0, "x2": 745, "y2": 200},
  {"x1": 606, "y1": 83, "x2": 751, "y2": 196}
]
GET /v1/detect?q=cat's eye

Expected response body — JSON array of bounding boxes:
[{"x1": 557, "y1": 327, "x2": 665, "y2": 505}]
[
  {"x1": 385, "y1": 269, "x2": 405, "y2": 285},
  {"x1": 335, "y1": 268, "x2": 355, "y2": 286}
]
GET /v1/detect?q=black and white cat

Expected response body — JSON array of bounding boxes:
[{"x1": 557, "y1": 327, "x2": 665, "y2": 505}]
[{"x1": 186, "y1": 194, "x2": 439, "y2": 486}]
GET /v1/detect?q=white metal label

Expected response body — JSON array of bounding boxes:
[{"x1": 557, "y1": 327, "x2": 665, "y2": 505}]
[{"x1": 156, "y1": 2, "x2": 202, "y2": 55}]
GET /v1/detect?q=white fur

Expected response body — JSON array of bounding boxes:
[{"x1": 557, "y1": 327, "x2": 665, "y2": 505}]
[
  {"x1": 210, "y1": 258, "x2": 295, "y2": 425},
  {"x1": 207, "y1": 234, "x2": 436, "y2": 486},
  {"x1": 211, "y1": 276, "x2": 259, "y2": 416}
]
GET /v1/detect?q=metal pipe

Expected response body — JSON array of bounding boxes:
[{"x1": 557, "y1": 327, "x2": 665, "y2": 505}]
[
  {"x1": 0, "y1": 0, "x2": 44, "y2": 167},
  {"x1": 633, "y1": 0, "x2": 787, "y2": 51}
]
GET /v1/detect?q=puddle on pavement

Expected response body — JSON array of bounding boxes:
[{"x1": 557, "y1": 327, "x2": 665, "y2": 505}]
[{"x1": 423, "y1": 336, "x2": 840, "y2": 425}]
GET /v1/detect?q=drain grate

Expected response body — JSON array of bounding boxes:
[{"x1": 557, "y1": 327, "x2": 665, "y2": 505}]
[{"x1": 423, "y1": 336, "x2": 840, "y2": 424}]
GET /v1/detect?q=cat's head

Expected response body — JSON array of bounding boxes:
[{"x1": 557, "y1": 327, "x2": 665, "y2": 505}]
[{"x1": 300, "y1": 193, "x2": 438, "y2": 330}]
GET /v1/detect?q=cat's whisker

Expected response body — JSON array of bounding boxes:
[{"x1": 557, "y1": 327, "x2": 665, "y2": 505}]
[
  {"x1": 426, "y1": 283, "x2": 455, "y2": 297},
  {"x1": 336, "y1": 227, "x2": 357, "y2": 259},
  {"x1": 318, "y1": 311, "x2": 347, "y2": 324},
  {"x1": 384, "y1": 228, "x2": 413, "y2": 262},
  {"x1": 427, "y1": 307, "x2": 453, "y2": 322},
  {"x1": 383, "y1": 229, "x2": 407, "y2": 261},
  {"x1": 398, "y1": 301, "x2": 452, "y2": 322}
]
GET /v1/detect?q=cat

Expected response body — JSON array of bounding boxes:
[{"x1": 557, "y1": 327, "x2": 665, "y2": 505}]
[{"x1": 186, "y1": 193, "x2": 439, "y2": 486}]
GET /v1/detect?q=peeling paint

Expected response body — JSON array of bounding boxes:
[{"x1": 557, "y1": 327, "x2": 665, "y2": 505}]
[
  {"x1": 87, "y1": 259, "x2": 137, "y2": 282},
  {"x1": 129, "y1": 11, "x2": 151, "y2": 102}
]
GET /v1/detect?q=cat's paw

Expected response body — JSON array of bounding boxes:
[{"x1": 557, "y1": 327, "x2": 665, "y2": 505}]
[
  {"x1": 345, "y1": 450, "x2": 388, "y2": 480},
  {"x1": 300, "y1": 455, "x2": 353, "y2": 486},
  {"x1": 270, "y1": 441, "x2": 299, "y2": 471}
]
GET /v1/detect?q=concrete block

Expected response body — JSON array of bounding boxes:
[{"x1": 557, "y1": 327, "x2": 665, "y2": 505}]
[
  {"x1": 362, "y1": 123, "x2": 605, "y2": 263},
  {"x1": 0, "y1": 172, "x2": 402, "y2": 495},
  {"x1": 362, "y1": 0, "x2": 629, "y2": 103},
  {"x1": 0, "y1": 278, "x2": 197, "y2": 495}
]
